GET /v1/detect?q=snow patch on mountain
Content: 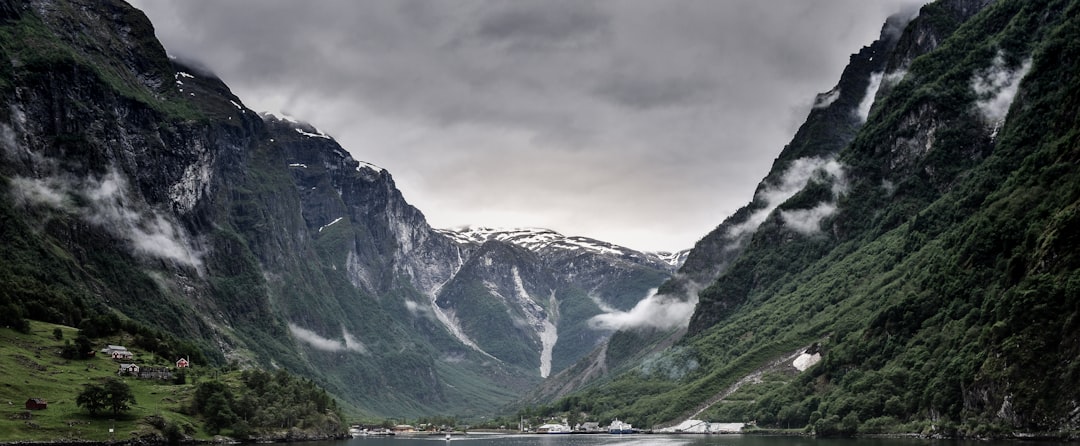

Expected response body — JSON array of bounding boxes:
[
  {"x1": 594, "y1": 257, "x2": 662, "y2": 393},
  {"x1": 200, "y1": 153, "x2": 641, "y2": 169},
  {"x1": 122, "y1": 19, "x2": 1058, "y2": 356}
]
[
  {"x1": 538, "y1": 317, "x2": 558, "y2": 378},
  {"x1": 433, "y1": 302, "x2": 496, "y2": 361},
  {"x1": 319, "y1": 217, "x2": 343, "y2": 232},
  {"x1": 510, "y1": 267, "x2": 558, "y2": 377},
  {"x1": 296, "y1": 128, "x2": 331, "y2": 139}
]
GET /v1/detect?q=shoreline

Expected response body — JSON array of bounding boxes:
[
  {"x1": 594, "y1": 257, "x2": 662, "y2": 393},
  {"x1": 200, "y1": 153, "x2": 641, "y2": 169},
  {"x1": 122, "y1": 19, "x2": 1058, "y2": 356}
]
[
  {"x1": 5, "y1": 428, "x2": 1079, "y2": 444},
  {"x1": 0, "y1": 432, "x2": 349, "y2": 446},
  {"x1": 741, "y1": 428, "x2": 1080, "y2": 442}
]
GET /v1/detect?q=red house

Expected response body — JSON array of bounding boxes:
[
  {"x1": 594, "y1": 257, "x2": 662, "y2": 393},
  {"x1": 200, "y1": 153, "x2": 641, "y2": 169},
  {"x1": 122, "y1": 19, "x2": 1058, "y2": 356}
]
[
  {"x1": 176, "y1": 357, "x2": 190, "y2": 368},
  {"x1": 25, "y1": 398, "x2": 47, "y2": 410}
]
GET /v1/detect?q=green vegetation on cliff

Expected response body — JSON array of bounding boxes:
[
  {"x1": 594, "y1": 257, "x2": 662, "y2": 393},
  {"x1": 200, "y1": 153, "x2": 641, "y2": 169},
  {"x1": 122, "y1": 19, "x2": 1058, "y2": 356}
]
[{"x1": 528, "y1": 0, "x2": 1080, "y2": 437}]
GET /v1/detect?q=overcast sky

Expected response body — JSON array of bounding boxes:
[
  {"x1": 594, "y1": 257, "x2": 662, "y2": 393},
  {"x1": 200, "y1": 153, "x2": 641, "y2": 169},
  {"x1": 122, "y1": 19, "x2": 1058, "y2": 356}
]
[{"x1": 130, "y1": 0, "x2": 926, "y2": 253}]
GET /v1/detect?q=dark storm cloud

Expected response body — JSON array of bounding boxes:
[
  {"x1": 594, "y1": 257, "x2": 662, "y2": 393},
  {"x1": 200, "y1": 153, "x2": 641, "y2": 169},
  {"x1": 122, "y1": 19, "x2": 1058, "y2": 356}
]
[{"x1": 131, "y1": 0, "x2": 927, "y2": 251}]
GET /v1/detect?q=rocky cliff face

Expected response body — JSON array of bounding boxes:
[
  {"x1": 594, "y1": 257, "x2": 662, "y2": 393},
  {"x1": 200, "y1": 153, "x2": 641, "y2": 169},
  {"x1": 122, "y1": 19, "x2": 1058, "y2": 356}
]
[{"x1": 0, "y1": 0, "x2": 675, "y2": 417}]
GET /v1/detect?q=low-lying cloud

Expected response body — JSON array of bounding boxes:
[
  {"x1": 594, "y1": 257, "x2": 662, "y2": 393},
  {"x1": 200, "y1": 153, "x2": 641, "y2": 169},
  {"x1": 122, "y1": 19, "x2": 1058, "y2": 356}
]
[
  {"x1": 813, "y1": 87, "x2": 841, "y2": 109},
  {"x1": 10, "y1": 177, "x2": 66, "y2": 208},
  {"x1": 84, "y1": 172, "x2": 202, "y2": 267},
  {"x1": 856, "y1": 71, "x2": 884, "y2": 122},
  {"x1": 972, "y1": 52, "x2": 1031, "y2": 124},
  {"x1": 289, "y1": 323, "x2": 368, "y2": 354},
  {"x1": 780, "y1": 202, "x2": 837, "y2": 235},
  {"x1": 727, "y1": 157, "x2": 846, "y2": 239},
  {"x1": 404, "y1": 300, "x2": 433, "y2": 318},
  {"x1": 10, "y1": 170, "x2": 203, "y2": 269},
  {"x1": 588, "y1": 287, "x2": 698, "y2": 331}
]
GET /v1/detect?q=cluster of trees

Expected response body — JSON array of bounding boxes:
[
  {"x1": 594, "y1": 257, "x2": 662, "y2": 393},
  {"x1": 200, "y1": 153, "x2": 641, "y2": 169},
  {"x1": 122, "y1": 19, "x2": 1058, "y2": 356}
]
[
  {"x1": 59, "y1": 333, "x2": 94, "y2": 359},
  {"x1": 187, "y1": 369, "x2": 344, "y2": 437},
  {"x1": 76, "y1": 379, "x2": 136, "y2": 417},
  {"x1": 0, "y1": 291, "x2": 32, "y2": 333}
]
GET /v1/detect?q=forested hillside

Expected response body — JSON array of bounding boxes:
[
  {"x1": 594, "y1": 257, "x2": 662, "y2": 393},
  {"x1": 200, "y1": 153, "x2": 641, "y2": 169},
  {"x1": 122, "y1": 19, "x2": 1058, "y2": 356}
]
[{"x1": 533, "y1": 0, "x2": 1080, "y2": 437}]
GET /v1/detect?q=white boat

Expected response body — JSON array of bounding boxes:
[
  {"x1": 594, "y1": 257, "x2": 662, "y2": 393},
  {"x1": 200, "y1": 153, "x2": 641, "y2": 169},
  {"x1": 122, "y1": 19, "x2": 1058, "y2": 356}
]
[{"x1": 608, "y1": 418, "x2": 633, "y2": 434}]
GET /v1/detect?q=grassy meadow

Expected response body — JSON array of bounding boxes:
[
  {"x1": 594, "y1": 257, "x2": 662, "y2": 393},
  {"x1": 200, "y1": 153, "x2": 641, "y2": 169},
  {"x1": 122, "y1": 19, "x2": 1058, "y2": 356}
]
[{"x1": 0, "y1": 320, "x2": 204, "y2": 442}]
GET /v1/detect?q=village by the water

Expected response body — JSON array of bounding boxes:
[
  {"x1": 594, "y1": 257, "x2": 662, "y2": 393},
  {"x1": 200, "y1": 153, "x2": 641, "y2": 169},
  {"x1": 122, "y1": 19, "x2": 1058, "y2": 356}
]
[{"x1": 346, "y1": 419, "x2": 748, "y2": 438}]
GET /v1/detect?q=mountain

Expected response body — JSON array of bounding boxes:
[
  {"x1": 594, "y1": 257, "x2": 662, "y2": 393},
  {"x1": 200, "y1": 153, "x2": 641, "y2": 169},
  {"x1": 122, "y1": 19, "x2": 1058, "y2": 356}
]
[
  {"x1": 525, "y1": 0, "x2": 912, "y2": 407},
  {"x1": 534, "y1": 0, "x2": 1080, "y2": 437},
  {"x1": 0, "y1": 0, "x2": 676, "y2": 418},
  {"x1": 433, "y1": 227, "x2": 682, "y2": 377}
]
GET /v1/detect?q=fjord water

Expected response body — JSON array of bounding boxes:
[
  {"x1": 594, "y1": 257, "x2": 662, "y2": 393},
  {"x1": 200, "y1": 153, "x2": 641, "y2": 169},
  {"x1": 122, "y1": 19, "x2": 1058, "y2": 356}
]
[{"x1": 311, "y1": 435, "x2": 1064, "y2": 446}]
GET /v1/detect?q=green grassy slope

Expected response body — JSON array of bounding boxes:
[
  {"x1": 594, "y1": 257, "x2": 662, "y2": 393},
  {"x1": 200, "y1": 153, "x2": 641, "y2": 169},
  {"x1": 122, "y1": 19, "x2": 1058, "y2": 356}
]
[
  {"x1": 0, "y1": 321, "x2": 200, "y2": 441},
  {"x1": 0, "y1": 321, "x2": 351, "y2": 442}
]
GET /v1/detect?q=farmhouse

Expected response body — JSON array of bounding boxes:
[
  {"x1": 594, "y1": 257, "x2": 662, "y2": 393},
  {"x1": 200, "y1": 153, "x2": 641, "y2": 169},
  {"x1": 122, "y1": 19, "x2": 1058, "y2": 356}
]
[
  {"x1": 117, "y1": 363, "x2": 140, "y2": 376},
  {"x1": 176, "y1": 357, "x2": 190, "y2": 368},
  {"x1": 25, "y1": 398, "x2": 47, "y2": 410},
  {"x1": 102, "y1": 345, "x2": 133, "y2": 360}
]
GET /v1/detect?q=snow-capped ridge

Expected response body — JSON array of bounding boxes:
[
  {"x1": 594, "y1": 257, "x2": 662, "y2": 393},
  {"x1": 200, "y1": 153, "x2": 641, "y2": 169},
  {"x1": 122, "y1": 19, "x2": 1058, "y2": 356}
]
[
  {"x1": 260, "y1": 112, "x2": 333, "y2": 140},
  {"x1": 436, "y1": 226, "x2": 688, "y2": 269}
]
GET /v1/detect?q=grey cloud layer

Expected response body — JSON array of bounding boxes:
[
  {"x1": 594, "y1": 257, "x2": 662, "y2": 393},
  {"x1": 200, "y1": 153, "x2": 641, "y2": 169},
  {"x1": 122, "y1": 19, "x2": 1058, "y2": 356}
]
[{"x1": 132, "y1": 0, "x2": 925, "y2": 251}]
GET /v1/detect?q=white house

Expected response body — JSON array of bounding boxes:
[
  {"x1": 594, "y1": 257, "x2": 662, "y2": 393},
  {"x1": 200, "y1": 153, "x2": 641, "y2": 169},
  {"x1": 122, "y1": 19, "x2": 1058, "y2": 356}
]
[{"x1": 117, "y1": 363, "x2": 140, "y2": 376}]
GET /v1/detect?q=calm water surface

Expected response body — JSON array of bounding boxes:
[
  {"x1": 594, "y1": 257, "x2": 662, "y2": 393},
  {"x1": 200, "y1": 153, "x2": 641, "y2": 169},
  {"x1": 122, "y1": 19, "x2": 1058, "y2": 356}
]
[{"x1": 305, "y1": 434, "x2": 1067, "y2": 446}]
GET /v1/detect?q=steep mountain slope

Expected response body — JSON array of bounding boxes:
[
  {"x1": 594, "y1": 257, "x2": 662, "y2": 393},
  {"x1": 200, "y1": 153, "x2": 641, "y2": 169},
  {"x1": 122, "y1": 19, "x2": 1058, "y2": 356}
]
[
  {"x1": 0, "y1": 0, "x2": 676, "y2": 418},
  {"x1": 0, "y1": 0, "x2": 505, "y2": 417},
  {"x1": 433, "y1": 227, "x2": 679, "y2": 377},
  {"x1": 524, "y1": 2, "x2": 912, "y2": 405},
  {"x1": 541, "y1": 0, "x2": 1080, "y2": 436}
]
